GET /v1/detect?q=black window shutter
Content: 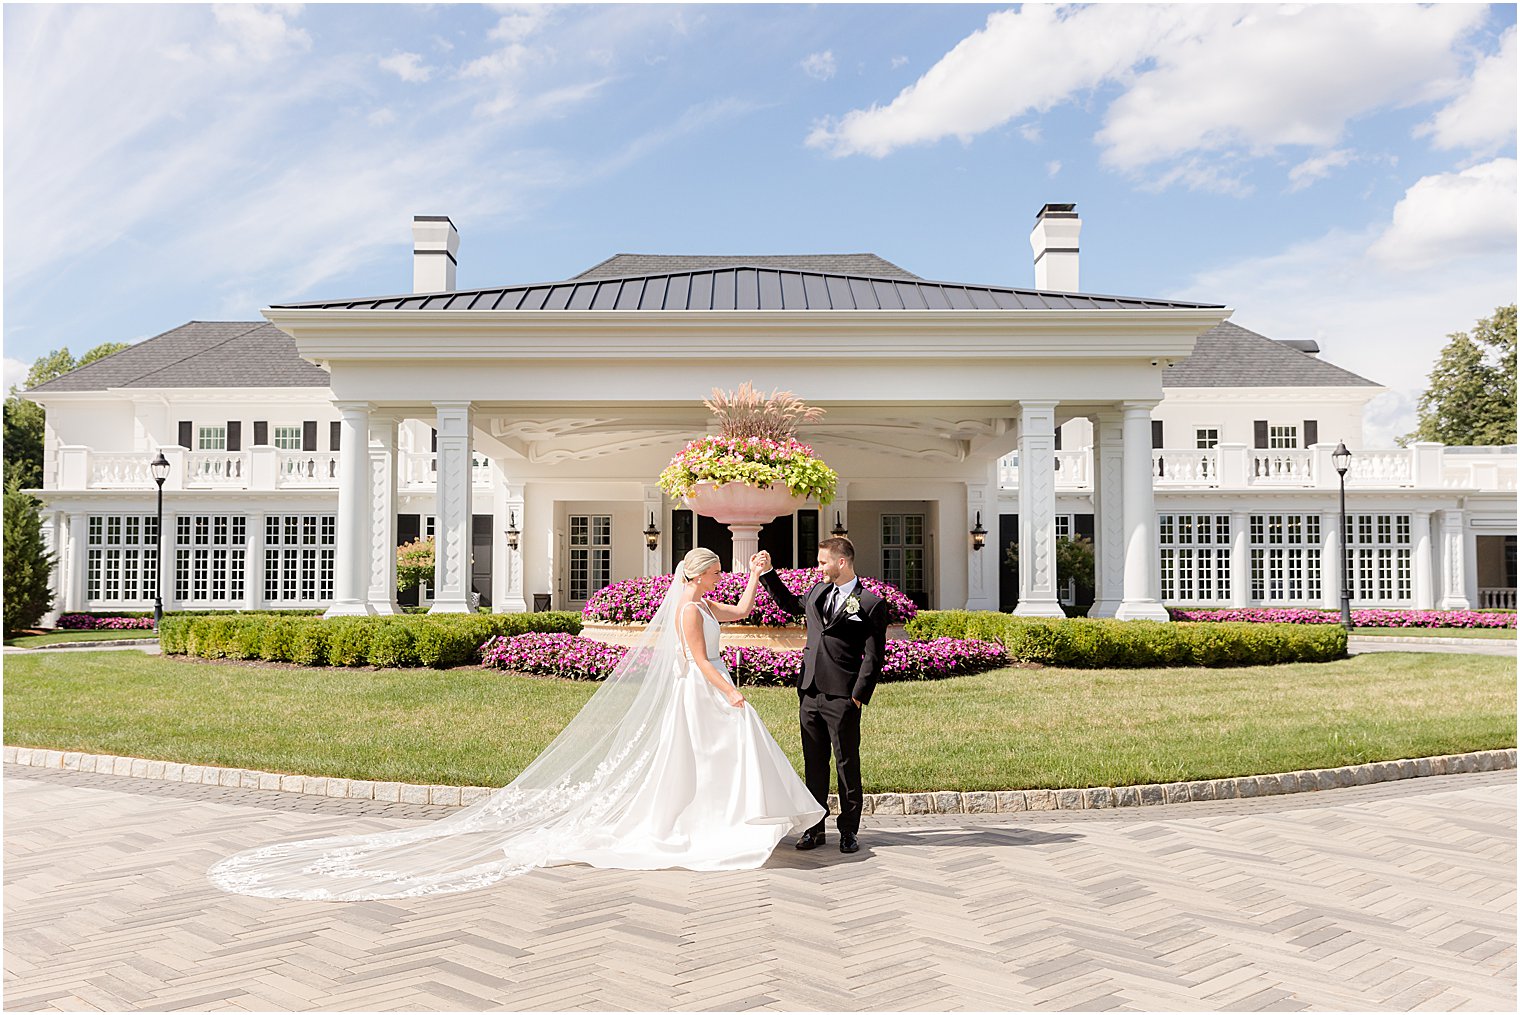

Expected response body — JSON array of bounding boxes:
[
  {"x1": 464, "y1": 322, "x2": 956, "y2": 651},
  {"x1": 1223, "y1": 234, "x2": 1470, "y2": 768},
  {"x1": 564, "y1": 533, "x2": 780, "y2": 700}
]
[
  {"x1": 253, "y1": 421, "x2": 268, "y2": 446},
  {"x1": 1303, "y1": 420, "x2": 1318, "y2": 447},
  {"x1": 330, "y1": 421, "x2": 341, "y2": 452},
  {"x1": 430, "y1": 427, "x2": 438, "y2": 452},
  {"x1": 1253, "y1": 420, "x2": 1269, "y2": 448},
  {"x1": 227, "y1": 421, "x2": 242, "y2": 452},
  {"x1": 1151, "y1": 419, "x2": 1164, "y2": 449},
  {"x1": 1053, "y1": 426, "x2": 1062, "y2": 451},
  {"x1": 177, "y1": 421, "x2": 193, "y2": 448},
  {"x1": 302, "y1": 420, "x2": 317, "y2": 451},
  {"x1": 1074, "y1": 514, "x2": 1095, "y2": 541}
]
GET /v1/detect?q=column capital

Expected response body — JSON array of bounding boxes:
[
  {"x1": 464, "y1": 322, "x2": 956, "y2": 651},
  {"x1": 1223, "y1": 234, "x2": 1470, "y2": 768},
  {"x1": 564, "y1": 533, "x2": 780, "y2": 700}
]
[
  {"x1": 1017, "y1": 398, "x2": 1060, "y2": 410},
  {"x1": 1119, "y1": 399, "x2": 1160, "y2": 414},
  {"x1": 332, "y1": 400, "x2": 374, "y2": 414}
]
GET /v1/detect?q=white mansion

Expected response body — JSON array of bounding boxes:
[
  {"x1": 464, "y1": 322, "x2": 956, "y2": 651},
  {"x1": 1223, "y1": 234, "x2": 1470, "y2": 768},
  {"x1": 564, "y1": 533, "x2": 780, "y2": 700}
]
[{"x1": 24, "y1": 207, "x2": 1517, "y2": 622}]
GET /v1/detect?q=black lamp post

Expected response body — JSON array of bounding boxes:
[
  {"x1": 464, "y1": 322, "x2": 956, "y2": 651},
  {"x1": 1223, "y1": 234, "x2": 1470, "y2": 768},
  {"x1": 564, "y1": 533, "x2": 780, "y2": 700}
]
[
  {"x1": 830, "y1": 511, "x2": 848, "y2": 538},
  {"x1": 150, "y1": 451, "x2": 170, "y2": 631},
  {"x1": 504, "y1": 511, "x2": 520, "y2": 552},
  {"x1": 643, "y1": 512, "x2": 661, "y2": 552},
  {"x1": 1332, "y1": 441, "x2": 1353, "y2": 631}
]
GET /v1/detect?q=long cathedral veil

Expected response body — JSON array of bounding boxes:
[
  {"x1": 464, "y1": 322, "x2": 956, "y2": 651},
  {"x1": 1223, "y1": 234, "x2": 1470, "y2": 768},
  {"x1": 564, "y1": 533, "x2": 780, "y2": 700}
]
[{"x1": 209, "y1": 578, "x2": 697, "y2": 901}]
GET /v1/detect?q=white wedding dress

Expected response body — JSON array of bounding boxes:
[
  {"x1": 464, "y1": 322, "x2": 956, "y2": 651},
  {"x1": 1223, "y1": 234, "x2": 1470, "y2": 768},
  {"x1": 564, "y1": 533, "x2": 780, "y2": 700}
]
[{"x1": 208, "y1": 586, "x2": 824, "y2": 901}]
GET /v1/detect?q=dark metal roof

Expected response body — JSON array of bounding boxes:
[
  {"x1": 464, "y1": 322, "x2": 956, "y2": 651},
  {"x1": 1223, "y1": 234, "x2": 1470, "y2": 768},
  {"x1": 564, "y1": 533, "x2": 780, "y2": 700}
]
[
  {"x1": 25, "y1": 322, "x2": 330, "y2": 393},
  {"x1": 270, "y1": 266, "x2": 1224, "y2": 312},
  {"x1": 1164, "y1": 322, "x2": 1379, "y2": 388},
  {"x1": 573, "y1": 253, "x2": 922, "y2": 280}
]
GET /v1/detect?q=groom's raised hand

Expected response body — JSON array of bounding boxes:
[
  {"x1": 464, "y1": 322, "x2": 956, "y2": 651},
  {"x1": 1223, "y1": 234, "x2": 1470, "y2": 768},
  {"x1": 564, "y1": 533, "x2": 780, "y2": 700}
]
[{"x1": 752, "y1": 551, "x2": 773, "y2": 574}]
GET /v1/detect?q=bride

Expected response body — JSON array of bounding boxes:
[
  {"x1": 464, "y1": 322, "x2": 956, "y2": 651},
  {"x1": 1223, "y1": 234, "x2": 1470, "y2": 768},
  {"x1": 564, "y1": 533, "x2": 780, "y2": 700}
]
[{"x1": 208, "y1": 548, "x2": 826, "y2": 900}]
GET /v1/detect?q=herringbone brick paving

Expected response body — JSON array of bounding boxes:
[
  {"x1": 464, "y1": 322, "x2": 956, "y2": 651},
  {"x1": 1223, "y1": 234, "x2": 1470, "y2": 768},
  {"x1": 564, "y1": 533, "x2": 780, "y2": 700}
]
[{"x1": 3, "y1": 766, "x2": 1513, "y2": 1011}]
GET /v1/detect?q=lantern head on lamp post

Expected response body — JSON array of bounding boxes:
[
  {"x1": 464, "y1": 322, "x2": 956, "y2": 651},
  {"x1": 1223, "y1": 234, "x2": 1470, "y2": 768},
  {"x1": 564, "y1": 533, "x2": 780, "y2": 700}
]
[
  {"x1": 643, "y1": 512, "x2": 660, "y2": 552},
  {"x1": 150, "y1": 451, "x2": 170, "y2": 631},
  {"x1": 970, "y1": 511, "x2": 988, "y2": 551},
  {"x1": 830, "y1": 511, "x2": 848, "y2": 538},
  {"x1": 504, "y1": 511, "x2": 520, "y2": 552},
  {"x1": 1332, "y1": 441, "x2": 1353, "y2": 631}
]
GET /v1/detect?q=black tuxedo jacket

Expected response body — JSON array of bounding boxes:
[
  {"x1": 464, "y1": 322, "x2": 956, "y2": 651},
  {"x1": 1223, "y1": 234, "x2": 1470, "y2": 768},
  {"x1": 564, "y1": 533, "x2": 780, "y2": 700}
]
[{"x1": 761, "y1": 570, "x2": 888, "y2": 704}]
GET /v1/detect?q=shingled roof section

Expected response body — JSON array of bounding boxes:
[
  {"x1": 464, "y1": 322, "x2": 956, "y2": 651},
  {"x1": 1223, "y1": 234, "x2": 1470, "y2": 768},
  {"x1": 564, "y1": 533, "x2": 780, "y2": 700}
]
[
  {"x1": 1165, "y1": 321, "x2": 1380, "y2": 388},
  {"x1": 270, "y1": 266, "x2": 1224, "y2": 312},
  {"x1": 25, "y1": 322, "x2": 330, "y2": 393},
  {"x1": 573, "y1": 253, "x2": 923, "y2": 280}
]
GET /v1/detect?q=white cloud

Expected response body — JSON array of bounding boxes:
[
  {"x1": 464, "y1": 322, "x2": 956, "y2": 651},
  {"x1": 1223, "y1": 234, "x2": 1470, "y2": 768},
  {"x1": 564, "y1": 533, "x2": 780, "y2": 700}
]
[
  {"x1": 1286, "y1": 149, "x2": 1354, "y2": 192},
  {"x1": 1018, "y1": 122, "x2": 1042, "y2": 143},
  {"x1": 4, "y1": 357, "x2": 31, "y2": 394},
  {"x1": 378, "y1": 52, "x2": 432, "y2": 83},
  {"x1": 890, "y1": 55, "x2": 908, "y2": 69},
  {"x1": 205, "y1": 4, "x2": 312, "y2": 64},
  {"x1": 808, "y1": 4, "x2": 1491, "y2": 193},
  {"x1": 1368, "y1": 158, "x2": 1517, "y2": 271},
  {"x1": 367, "y1": 107, "x2": 397, "y2": 126},
  {"x1": 1418, "y1": 26, "x2": 1516, "y2": 155},
  {"x1": 802, "y1": 50, "x2": 836, "y2": 82},
  {"x1": 1046, "y1": 160, "x2": 1061, "y2": 177}
]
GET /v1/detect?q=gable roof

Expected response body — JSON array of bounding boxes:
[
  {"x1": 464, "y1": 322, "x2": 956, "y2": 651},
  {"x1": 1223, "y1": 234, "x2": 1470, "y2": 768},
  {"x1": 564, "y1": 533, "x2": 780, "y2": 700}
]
[
  {"x1": 573, "y1": 253, "x2": 922, "y2": 280},
  {"x1": 25, "y1": 322, "x2": 330, "y2": 393},
  {"x1": 1163, "y1": 321, "x2": 1380, "y2": 388},
  {"x1": 270, "y1": 265, "x2": 1224, "y2": 312}
]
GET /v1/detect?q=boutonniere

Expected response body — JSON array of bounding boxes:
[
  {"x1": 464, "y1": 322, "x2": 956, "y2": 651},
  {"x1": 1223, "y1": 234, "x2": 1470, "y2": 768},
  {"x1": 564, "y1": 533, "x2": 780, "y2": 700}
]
[{"x1": 842, "y1": 594, "x2": 861, "y2": 617}]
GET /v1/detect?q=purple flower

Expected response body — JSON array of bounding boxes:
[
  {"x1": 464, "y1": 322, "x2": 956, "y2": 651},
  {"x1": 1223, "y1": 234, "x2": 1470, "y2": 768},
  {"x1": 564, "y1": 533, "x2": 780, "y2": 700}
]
[
  {"x1": 57, "y1": 614, "x2": 156, "y2": 630},
  {"x1": 1167, "y1": 607, "x2": 1514, "y2": 629},
  {"x1": 582, "y1": 569, "x2": 918, "y2": 627}
]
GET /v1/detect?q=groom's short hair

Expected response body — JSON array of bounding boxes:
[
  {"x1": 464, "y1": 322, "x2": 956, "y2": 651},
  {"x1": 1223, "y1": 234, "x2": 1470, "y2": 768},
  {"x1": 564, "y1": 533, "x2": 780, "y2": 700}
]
[{"x1": 818, "y1": 536, "x2": 855, "y2": 561}]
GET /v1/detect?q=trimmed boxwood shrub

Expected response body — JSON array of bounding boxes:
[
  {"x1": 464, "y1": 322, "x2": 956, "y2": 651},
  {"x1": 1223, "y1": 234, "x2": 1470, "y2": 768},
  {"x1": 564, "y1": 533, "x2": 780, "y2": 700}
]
[
  {"x1": 906, "y1": 611, "x2": 1346, "y2": 667},
  {"x1": 158, "y1": 611, "x2": 583, "y2": 669}
]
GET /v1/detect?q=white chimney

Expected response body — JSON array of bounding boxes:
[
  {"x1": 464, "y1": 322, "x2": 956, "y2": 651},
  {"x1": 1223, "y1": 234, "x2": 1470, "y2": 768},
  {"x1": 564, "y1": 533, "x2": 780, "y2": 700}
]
[
  {"x1": 1029, "y1": 203, "x2": 1080, "y2": 292},
  {"x1": 412, "y1": 215, "x2": 459, "y2": 293}
]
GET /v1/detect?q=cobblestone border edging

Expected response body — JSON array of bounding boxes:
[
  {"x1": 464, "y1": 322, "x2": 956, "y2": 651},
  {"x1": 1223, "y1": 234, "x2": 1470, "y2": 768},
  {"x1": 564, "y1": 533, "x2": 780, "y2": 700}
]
[{"x1": 5, "y1": 744, "x2": 1514, "y2": 814}]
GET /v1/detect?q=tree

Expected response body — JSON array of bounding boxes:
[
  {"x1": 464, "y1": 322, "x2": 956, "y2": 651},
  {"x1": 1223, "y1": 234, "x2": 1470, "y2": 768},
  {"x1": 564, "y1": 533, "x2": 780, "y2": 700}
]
[
  {"x1": 3, "y1": 482, "x2": 55, "y2": 634},
  {"x1": 1005, "y1": 534, "x2": 1096, "y2": 608},
  {"x1": 1405, "y1": 305, "x2": 1517, "y2": 447},
  {"x1": 3, "y1": 341, "x2": 132, "y2": 490}
]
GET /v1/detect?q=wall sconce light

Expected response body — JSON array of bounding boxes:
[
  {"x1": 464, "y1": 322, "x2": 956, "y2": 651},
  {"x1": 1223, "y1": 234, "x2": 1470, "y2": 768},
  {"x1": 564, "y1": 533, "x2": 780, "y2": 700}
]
[
  {"x1": 970, "y1": 511, "x2": 988, "y2": 551},
  {"x1": 505, "y1": 511, "x2": 520, "y2": 552},
  {"x1": 830, "y1": 511, "x2": 848, "y2": 538},
  {"x1": 643, "y1": 512, "x2": 661, "y2": 551}
]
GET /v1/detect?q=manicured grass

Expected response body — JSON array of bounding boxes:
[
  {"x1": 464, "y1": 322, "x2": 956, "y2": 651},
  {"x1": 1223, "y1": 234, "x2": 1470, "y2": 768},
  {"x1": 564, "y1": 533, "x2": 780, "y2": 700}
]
[
  {"x1": 3, "y1": 651, "x2": 1513, "y2": 792},
  {"x1": 5, "y1": 630, "x2": 160, "y2": 648},
  {"x1": 1350, "y1": 627, "x2": 1514, "y2": 640}
]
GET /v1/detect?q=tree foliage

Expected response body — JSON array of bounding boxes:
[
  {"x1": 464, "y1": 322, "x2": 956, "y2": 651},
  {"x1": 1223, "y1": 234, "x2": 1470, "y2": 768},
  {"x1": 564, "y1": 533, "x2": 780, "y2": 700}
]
[
  {"x1": 1005, "y1": 534, "x2": 1096, "y2": 605},
  {"x1": 3, "y1": 341, "x2": 132, "y2": 489},
  {"x1": 3, "y1": 483, "x2": 55, "y2": 634},
  {"x1": 1406, "y1": 305, "x2": 1516, "y2": 447}
]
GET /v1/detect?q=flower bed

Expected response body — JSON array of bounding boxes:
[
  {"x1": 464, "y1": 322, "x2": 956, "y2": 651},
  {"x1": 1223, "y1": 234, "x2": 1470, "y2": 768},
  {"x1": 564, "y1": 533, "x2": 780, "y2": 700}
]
[
  {"x1": 57, "y1": 614, "x2": 156, "y2": 630},
  {"x1": 1170, "y1": 607, "x2": 1516, "y2": 629},
  {"x1": 481, "y1": 632, "x2": 1007, "y2": 685},
  {"x1": 582, "y1": 569, "x2": 918, "y2": 628}
]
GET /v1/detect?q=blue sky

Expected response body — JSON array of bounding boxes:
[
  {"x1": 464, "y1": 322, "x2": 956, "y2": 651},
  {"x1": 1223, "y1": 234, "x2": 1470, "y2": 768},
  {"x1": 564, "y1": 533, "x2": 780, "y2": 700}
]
[{"x1": 4, "y1": 3, "x2": 1516, "y2": 443}]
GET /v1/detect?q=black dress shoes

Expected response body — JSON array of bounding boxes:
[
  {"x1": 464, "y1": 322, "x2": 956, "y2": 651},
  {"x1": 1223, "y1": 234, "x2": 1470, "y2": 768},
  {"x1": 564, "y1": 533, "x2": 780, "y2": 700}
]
[
  {"x1": 795, "y1": 830, "x2": 826, "y2": 850},
  {"x1": 839, "y1": 832, "x2": 859, "y2": 854}
]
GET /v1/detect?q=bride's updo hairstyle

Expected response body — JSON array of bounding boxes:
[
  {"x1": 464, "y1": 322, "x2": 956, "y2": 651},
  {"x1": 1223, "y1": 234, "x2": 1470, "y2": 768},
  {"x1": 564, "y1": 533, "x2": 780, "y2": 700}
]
[{"x1": 679, "y1": 547, "x2": 721, "y2": 583}]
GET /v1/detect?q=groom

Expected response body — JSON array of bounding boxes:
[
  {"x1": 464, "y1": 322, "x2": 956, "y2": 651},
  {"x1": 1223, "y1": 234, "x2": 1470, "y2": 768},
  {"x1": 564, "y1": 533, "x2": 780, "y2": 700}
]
[{"x1": 754, "y1": 538, "x2": 887, "y2": 854}]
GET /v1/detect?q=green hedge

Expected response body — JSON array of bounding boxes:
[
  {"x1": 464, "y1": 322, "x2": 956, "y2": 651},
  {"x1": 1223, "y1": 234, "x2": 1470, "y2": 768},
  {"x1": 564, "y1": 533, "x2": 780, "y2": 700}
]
[
  {"x1": 906, "y1": 611, "x2": 1346, "y2": 667},
  {"x1": 160, "y1": 612, "x2": 583, "y2": 669}
]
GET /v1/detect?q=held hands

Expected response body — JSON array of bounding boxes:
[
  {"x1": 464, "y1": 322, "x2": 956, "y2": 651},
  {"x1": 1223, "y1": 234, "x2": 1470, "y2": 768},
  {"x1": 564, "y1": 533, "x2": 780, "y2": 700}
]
[{"x1": 749, "y1": 551, "x2": 772, "y2": 576}]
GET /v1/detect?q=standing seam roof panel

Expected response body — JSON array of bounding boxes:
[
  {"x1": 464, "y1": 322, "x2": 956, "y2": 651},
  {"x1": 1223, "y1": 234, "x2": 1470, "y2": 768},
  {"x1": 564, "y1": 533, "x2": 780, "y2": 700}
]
[{"x1": 690, "y1": 272, "x2": 714, "y2": 310}]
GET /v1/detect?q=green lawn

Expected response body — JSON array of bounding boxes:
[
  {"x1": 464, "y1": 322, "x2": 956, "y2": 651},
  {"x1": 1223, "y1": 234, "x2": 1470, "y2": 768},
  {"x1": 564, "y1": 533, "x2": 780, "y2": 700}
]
[
  {"x1": 4, "y1": 651, "x2": 1513, "y2": 792},
  {"x1": 5, "y1": 629, "x2": 160, "y2": 648},
  {"x1": 1350, "y1": 626, "x2": 1514, "y2": 640}
]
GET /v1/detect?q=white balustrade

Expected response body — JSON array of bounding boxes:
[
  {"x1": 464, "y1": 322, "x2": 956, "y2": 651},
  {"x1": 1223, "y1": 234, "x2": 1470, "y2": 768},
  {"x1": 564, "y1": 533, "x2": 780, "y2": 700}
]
[
  {"x1": 1346, "y1": 449, "x2": 1412, "y2": 486},
  {"x1": 185, "y1": 451, "x2": 248, "y2": 487},
  {"x1": 1478, "y1": 587, "x2": 1517, "y2": 610},
  {"x1": 1151, "y1": 449, "x2": 1218, "y2": 486},
  {"x1": 1052, "y1": 450, "x2": 1090, "y2": 488},
  {"x1": 401, "y1": 452, "x2": 493, "y2": 488},
  {"x1": 1250, "y1": 449, "x2": 1314, "y2": 484},
  {"x1": 277, "y1": 451, "x2": 340, "y2": 487},
  {"x1": 87, "y1": 454, "x2": 155, "y2": 488}
]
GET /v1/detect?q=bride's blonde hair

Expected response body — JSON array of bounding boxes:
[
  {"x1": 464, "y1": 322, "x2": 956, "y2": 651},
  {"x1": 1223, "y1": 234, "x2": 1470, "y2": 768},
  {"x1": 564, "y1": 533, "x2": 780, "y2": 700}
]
[{"x1": 679, "y1": 547, "x2": 721, "y2": 582}]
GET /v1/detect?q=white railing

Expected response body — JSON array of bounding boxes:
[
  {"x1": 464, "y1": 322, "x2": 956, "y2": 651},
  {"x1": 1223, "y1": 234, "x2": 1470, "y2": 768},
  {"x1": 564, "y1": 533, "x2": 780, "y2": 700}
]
[
  {"x1": 1053, "y1": 450, "x2": 1089, "y2": 488},
  {"x1": 1345, "y1": 449, "x2": 1412, "y2": 485},
  {"x1": 1250, "y1": 449, "x2": 1314, "y2": 484},
  {"x1": 277, "y1": 451, "x2": 339, "y2": 487},
  {"x1": 1478, "y1": 587, "x2": 1516, "y2": 610},
  {"x1": 87, "y1": 454, "x2": 156, "y2": 489},
  {"x1": 400, "y1": 452, "x2": 492, "y2": 489},
  {"x1": 186, "y1": 451, "x2": 247, "y2": 487},
  {"x1": 1442, "y1": 449, "x2": 1519, "y2": 492},
  {"x1": 1152, "y1": 449, "x2": 1217, "y2": 485}
]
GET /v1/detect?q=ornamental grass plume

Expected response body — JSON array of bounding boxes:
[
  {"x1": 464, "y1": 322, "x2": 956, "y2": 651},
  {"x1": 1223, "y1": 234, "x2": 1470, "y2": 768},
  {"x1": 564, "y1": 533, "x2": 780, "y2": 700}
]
[{"x1": 704, "y1": 382, "x2": 824, "y2": 441}]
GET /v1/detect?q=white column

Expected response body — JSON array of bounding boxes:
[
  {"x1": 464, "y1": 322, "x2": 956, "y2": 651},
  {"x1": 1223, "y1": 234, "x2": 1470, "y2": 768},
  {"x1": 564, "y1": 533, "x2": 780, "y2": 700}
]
[
  {"x1": 68, "y1": 513, "x2": 89, "y2": 613},
  {"x1": 429, "y1": 401, "x2": 475, "y2": 613},
  {"x1": 40, "y1": 510, "x2": 63, "y2": 626},
  {"x1": 965, "y1": 474, "x2": 997, "y2": 611},
  {"x1": 1230, "y1": 509, "x2": 1251, "y2": 607},
  {"x1": 495, "y1": 482, "x2": 527, "y2": 613},
  {"x1": 324, "y1": 401, "x2": 375, "y2": 618},
  {"x1": 642, "y1": 484, "x2": 664, "y2": 577},
  {"x1": 366, "y1": 414, "x2": 401, "y2": 615},
  {"x1": 1015, "y1": 400, "x2": 1064, "y2": 617},
  {"x1": 1115, "y1": 400, "x2": 1169, "y2": 621},
  {"x1": 1089, "y1": 410, "x2": 1125, "y2": 618},
  {"x1": 1320, "y1": 508, "x2": 1341, "y2": 610},
  {"x1": 1436, "y1": 509, "x2": 1470, "y2": 609},
  {"x1": 245, "y1": 511, "x2": 266, "y2": 610},
  {"x1": 1411, "y1": 509, "x2": 1434, "y2": 610},
  {"x1": 158, "y1": 511, "x2": 176, "y2": 611}
]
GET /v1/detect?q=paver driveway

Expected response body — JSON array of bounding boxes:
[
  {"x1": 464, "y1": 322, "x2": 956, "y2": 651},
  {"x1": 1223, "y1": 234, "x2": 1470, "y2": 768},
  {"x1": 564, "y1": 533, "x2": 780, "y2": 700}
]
[{"x1": 4, "y1": 765, "x2": 1514, "y2": 1012}]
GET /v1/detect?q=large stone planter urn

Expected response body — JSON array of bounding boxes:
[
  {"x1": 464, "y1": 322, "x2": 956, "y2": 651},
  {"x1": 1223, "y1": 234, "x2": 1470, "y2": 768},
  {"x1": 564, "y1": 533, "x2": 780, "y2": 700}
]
[{"x1": 682, "y1": 481, "x2": 810, "y2": 571}]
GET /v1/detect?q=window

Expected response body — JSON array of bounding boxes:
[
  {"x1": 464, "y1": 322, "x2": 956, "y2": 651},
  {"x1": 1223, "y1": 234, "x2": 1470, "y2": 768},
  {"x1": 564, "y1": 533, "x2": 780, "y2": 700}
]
[
  {"x1": 197, "y1": 425, "x2": 227, "y2": 451},
  {"x1": 86, "y1": 514, "x2": 159, "y2": 603},
  {"x1": 569, "y1": 515, "x2": 612, "y2": 602},
  {"x1": 1345, "y1": 513, "x2": 1412, "y2": 604},
  {"x1": 264, "y1": 514, "x2": 336, "y2": 603},
  {"x1": 881, "y1": 514, "x2": 926, "y2": 594},
  {"x1": 1268, "y1": 425, "x2": 1299, "y2": 449},
  {"x1": 1248, "y1": 513, "x2": 1321, "y2": 603},
  {"x1": 1054, "y1": 514, "x2": 1072, "y2": 540},
  {"x1": 1159, "y1": 514, "x2": 1232, "y2": 602},
  {"x1": 174, "y1": 514, "x2": 246, "y2": 602},
  {"x1": 1195, "y1": 427, "x2": 1220, "y2": 450},
  {"x1": 272, "y1": 425, "x2": 303, "y2": 450}
]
